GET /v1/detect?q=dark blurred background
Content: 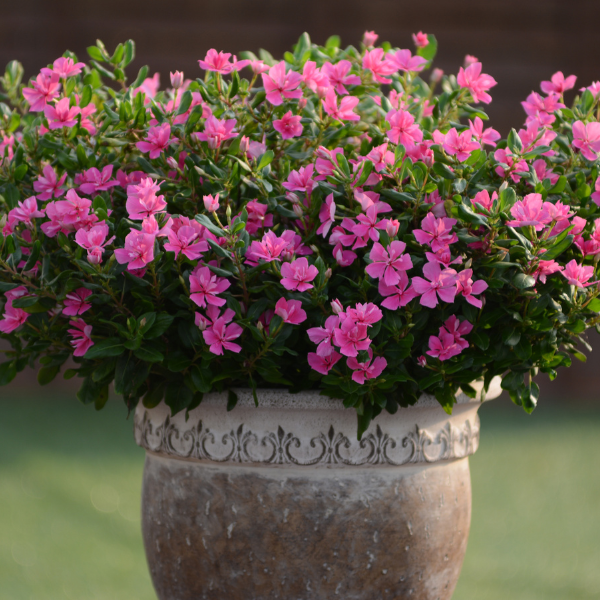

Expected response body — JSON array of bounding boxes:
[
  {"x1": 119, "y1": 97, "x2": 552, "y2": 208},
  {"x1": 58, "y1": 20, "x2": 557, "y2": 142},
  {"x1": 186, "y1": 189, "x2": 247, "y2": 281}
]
[{"x1": 1, "y1": 0, "x2": 599, "y2": 401}]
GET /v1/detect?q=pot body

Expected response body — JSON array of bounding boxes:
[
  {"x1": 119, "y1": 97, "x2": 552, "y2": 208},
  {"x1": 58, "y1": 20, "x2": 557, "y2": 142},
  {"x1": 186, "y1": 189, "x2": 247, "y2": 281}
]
[{"x1": 134, "y1": 381, "x2": 501, "y2": 600}]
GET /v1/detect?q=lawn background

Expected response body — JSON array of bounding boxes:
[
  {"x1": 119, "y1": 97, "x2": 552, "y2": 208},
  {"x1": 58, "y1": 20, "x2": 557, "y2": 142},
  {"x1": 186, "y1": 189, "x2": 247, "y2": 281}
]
[{"x1": 1, "y1": 392, "x2": 599, "y2": 600}]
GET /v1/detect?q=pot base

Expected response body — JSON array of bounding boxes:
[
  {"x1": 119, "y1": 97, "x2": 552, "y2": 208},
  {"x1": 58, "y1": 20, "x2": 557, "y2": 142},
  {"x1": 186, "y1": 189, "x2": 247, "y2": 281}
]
[{"x1": 142, "y1": 453, "x2": 472, "y2": 600}]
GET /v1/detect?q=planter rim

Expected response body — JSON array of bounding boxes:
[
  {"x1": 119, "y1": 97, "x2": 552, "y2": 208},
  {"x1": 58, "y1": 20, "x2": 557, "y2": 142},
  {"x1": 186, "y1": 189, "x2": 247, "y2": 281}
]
[{"x1": 192, "y1": 377, "x2": 502, "y2": 410}]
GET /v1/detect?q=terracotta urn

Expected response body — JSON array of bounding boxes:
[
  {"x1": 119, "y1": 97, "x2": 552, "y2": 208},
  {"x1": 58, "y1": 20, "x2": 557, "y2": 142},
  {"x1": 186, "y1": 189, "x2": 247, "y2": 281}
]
[{"x1": 134, "y1": 379, "x2": 501, "y2": 600}]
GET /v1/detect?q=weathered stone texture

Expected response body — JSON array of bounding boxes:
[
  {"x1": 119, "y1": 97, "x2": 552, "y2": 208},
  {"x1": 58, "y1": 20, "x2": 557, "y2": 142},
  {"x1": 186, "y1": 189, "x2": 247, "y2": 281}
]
[{"x1": 142, "y1": 454, "x2": 472, "y2": 600}]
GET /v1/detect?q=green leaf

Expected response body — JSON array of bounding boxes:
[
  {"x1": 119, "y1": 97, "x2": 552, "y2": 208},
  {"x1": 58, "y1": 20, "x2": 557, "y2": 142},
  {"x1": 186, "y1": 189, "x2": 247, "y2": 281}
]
[
  {"x1": 145, "y1": 313, "x2": 175, "y2": 339},
  {"x1": 256, "y1": 150, "x2": 274, "y2": 172},
  {"x1": 325, "y1": 35, "x2": 341, "y2": 49},
  {"x1": 586, "y1": 298, "x2": 600, "y2": 312},
  {"x1": 541, "y1": 235, "x2": 574, "y2": 261},
  {"x1": 293, "y1": 32, "x2": 311, "y2": 63},
  {"x1": 0, "y1": 361, "x2": 17, "y2": 386},
  {"x1": 471, "y1": 330, "x2": 490, "y2": 351},
  {"x1": 499, "y1": 187, "x2": 516, "y2": 212},
  {"x1": 87, "y1": 46, "x2": 105, "y2": 62},
  {"x1": 84, "y1": 338, "x2": 125, "y2": 359},
  {"x1": 432, "y1": 162, "x2": 456, "y2": 180},
  {"x1": 207, "y1": 238, "x2": 232, "y2": 259},
  {"x1": 195, "y1": 213, "x2": 226, "y2": 237},
  {"x1": 37, "y1": 365, "x2": 60, "y2": 386},
  {"x1": 507, "y1": 128, "x2": 523, "y2": 154},
  {"x1": 77, "y1": 376, "x2": 106, "y2": 405},
  {"x1": 134, "y1": 346, "x2": 165, "y2": 363},
  {"x1": 165, "y1": 381, "x2": 193, "y2": 414},
  {"x1": 176, "y1": 90, "x2": 192, "y2": 115},
  {"x1": 190, "y1": 365, "x2": 212, "y2": 393},
  {"x1": 229, "y1": 70, "x2": 240, "y2": 99},
  {"x1": 512, "y1": 273, "x2": 535, "y2": 289},
  {"x1": 227, "y1": 389, "x2": 239, "y2": 411},
  {"x1": 143, "y1": 383, "x2": 165, "y2": 408}
]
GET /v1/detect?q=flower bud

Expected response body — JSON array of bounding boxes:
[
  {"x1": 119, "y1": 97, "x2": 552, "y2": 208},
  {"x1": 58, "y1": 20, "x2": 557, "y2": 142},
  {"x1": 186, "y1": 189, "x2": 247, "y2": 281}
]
[
  {"x1": 464, "y1": 54, "x2": 478, "y2": 68},
  {"x1": 324, "y1": 268, "x2": 332, "y2": 280},
  {"x1": 417, "y1": 355, "x2": 427, "y2": 368},
  {"x1": 363, "y1": 30, "x2": 378, "y2": 48},
  {"x1": 430, "y1": 68, "x2": 444, "y2": 84},
  {"x1": 256, "y1": 320, "x2": 264, "y2": 332},
  {"x1": 331, "y1": 299, "x2": 343, "y2": 315},
  {"x1": 203, "y1": 194, "x2": 219, "y2": 213},
  {"x1": 315, "y1": 146, "x2": 331, "y2": 160},
  {"x1": 310, "y1": 244, "x2": 319, "y2": 254},
  {"x1": 226, "y1": 204, "x2": 232, "y2": 221},
  {"x1": 298, "y1": 98, "x2": 307, "y2": 110},
  {"x1": 286, "y1": 192, "x2": 300, "y2": 204},
  {"x1": 166, "y1": 156, "x2": 178, "y2": 170},
  {"x1": 240, "y1": 135, "x2": 250, "y2": 155},
  {"x1": 88, "y1": 247, "x2": 103, "y2": 264},
  {"x1": 293, "y1": 204, "x2": 304, "y2": 218},
  {"x1": 170, "y1": 71, "x2": 184, "y2": 90},
  {"x1": 386, "y1": 219, "x2": 400, "y2": 237}
]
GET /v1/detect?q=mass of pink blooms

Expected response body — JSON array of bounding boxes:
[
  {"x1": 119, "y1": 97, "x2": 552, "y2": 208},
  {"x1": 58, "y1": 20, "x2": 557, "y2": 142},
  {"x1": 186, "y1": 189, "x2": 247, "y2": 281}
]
[{"x1": 1, "y1": 29, "x2": 600, "y2": 420}]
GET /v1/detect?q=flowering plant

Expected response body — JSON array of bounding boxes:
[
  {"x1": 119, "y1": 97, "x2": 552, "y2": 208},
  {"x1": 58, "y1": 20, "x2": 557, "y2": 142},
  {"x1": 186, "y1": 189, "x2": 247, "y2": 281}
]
[{"x1": 1, "y1": 32, "x2": 599, "y2": 436}]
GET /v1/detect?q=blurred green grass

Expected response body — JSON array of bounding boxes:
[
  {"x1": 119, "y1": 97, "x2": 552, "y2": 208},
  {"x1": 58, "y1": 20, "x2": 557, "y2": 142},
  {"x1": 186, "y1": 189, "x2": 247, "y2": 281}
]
[{"x1": 1, "y1": 394, "x2": 599, "y2": 600}]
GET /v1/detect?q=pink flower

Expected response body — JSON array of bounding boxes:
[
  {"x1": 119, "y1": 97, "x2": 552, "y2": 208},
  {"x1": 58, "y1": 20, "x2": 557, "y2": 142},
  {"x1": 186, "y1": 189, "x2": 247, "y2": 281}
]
[
  {"x1": 443, "y1": 128, "x2": 480, "y2": 162},
  {"x1": 423, "y1": 189, "x2": 447, "y2": 218},
  {"x1": 301, "y1": 61, "x2": 329, "y2": 94},
  {"x1": 196, "y1": 305, "x2": 236, "y2": 331},
  {"x1": 198, "y1": 49, "x2": 248, "y2": 75},
  {"x1": 456, "y1": 269, "x2": 488, "y2": 308},
  {"x1": 346, "y1": 351, "x2": 387, "y2": 384},
  {"x1": 413, "y1": 213, "x2": 458, "y2": 253},
  {"x1": 63, "y1": 288, "x2": 92, "y2": 316},
  {"x1": 362, "y1": 48, "x2": 397, "y2": 84},
  {"x1": 262, "y1": 61, "x2": 303, "y2": 106},
  {"x1": 346, "y1": 303, "x2": 383, "y2": 326},
  {"x1": 412, "y1": 261, "x2": 458, "y2": 308},
  {"x1": 322, "y1": 89, "x2": 360, "y2": 121},
  {"x1": 541, "y1": 71, "x2": 576, "y2": 95},
  {"x1": 308, "y1": 315, "x2": 340, "y2": 357},
  {"x1": 363, "y1": 31, "x2": 379, "y2": 48},
  {"x1": 506, "y1": 193, "x2": 552, "y2": 231},
  {"x1": 472, "y1": 190, "x2": 497, "y2": 213},
  {"x1": 248, "y1": 231, "x2": 289, "y2": 263},
  {"x1": 248, "y1": 60, "x2": 269, "y2": 76},
  {"x1": 274, "y1": 297, "x2": 307, "y2": 325},
  {"x1": 164, "y1": 226, "x2": 209, "y2": 261},
  {"x1": 245, "y1": 200, "x2": 273, "y2": 235},
  {"x1": 426, "y1": 331, "x2": 463, "y2": 361},
  {"x1": 412, "y1": 31, "x2": 429, "y2": 48},
  {"x1": 378, "y1": 272, "x2": 418, "y2": 310},
  {"x1": 126, "y1": 177, "x2": 167, "y2": 220},
  {"x1": 591, "y1": 177, "x2": 600, "y2": 207},
  {"x1": 322, "y1": 61, "x2": 361, "y2": 95},
  {"x1": 203, "y1": 194, "x2": 219, "y2": 213},
  {"x1": 282, "y1": 164, "x2": 316, "y2": 194},
  {"x1": 68, "y1": 320, "x2": 94, "y2": 357},
  {"x1": 560, "y1": 259, "x2": 596, "y2": 288},
  {"x1": 8, "y1": 196, "x2": 45, "y2": 227},
  {"x1": 22, "y1": 72, "x2": 61, "y2": 112},
  {"x1": 333, "y1": 318, "x2": 371, "y2": 357},
  {"x1": 33, "y1": 165, "x2": 67, "y2": 201},
  {"x1": 203, "y1": 317, "x2": 243, "y2": 355},
  {"x1": 136, "y1": 123, "x2": 173, "y2": 159},
  {"x1": 194, "y1": 115, "x2": 238, "y2": 149},
  {"x1": 132, "y1": 73, "x2": 160, "y2": 102},
  {"x1": 533, "y1": 259, "x2": 563, "y2": 284},
  {"x1": 365, "y1": 241, "x2": 412, "y2": 286},
  {"x1": 457, "y1": 62, "x2": 497, "y2": 104},
  {"x1": 116, "y1": 169, "x2": 144, "y2": 189},
  {"x1": 441, "y1": 316, "x2": 472, "y2": 350},
  {"x1": 114, "y1": 231, "x2": 156, "y2": 271},
  {"x1": 521, "y1": 92, "x2": 564, "y2": 128},
  {"x1": 42, "y1": 56, "x2": 85, "y2": 79},
  {"x1": 387, "y1": 49, "x2": 428, "y2": 73},
  {"x1": 572, "y1": 120, "x2": 600, "y2": 162},
  {"x1": 273, "y1": 111, "x2": 303, "y2": 139},
  {"x1": 75, "y1": 222, "x2": 113, "y2": 264},
  {"x1": 44, "y1": 97, "x2": 80, "y2": 129},
  {"x1": 317, "y1": 193, "x2": 336, "y2": 238},
  {"x1": 189, "y1": 266, "x2": 231, "y2": 308},
  {"x1": 494, "y1": 148, "x2": 529, "y2": 183},
  {"x1": 280, "y1": 257, "x2": 319, "y2": 292},
  {"x1": 469, "y1": 117, "x2": 500, "y2": 147},
  {"x1": 308, "y1": 351, "x2": 343, "y2": 375},
  {"x1": 76, "y1": 165, "x2": 118, "y2": 195},
  {"x1": 0, "y1": 289, "x2": 29, "y2": 333},
  {"x1": 532, "y1": 159, "x2": 559, "y2": 186},
  {"x1": 386, "y1": 109, "x2": 423, "y2": 147},
  {"x1": 352, "y1": 205, "x2": 389, "y2": 245},
  {"x1": 367, "y1": 143, "x2": 394, "y2": 172}
]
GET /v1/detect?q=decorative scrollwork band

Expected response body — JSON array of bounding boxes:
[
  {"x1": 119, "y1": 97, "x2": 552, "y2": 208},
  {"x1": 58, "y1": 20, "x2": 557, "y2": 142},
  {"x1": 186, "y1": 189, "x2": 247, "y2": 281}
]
[{"x1": 134, "y1": 411, "x2": 481, "y2": 466}]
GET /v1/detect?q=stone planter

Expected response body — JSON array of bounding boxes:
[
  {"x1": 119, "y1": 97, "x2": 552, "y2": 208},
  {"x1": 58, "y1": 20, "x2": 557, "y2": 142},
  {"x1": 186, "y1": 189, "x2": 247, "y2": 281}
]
[{"x1": 134, "y1": 379, "x2": 501, "y2": 600}]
